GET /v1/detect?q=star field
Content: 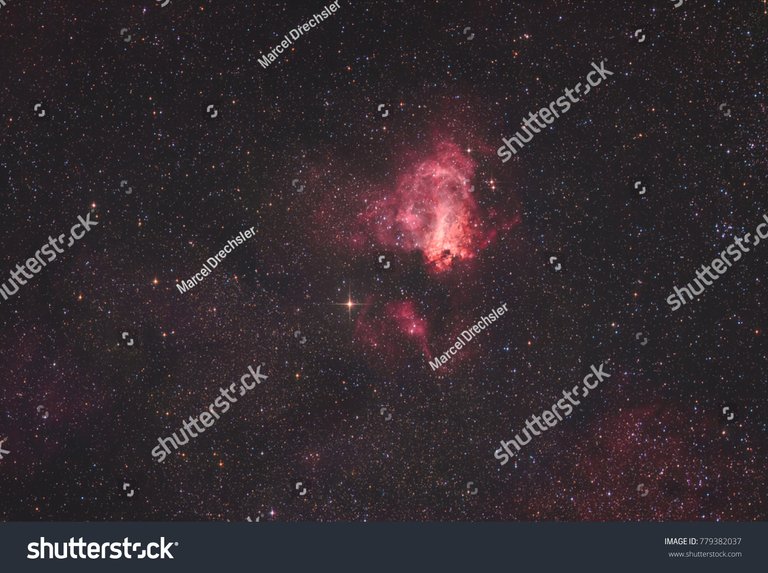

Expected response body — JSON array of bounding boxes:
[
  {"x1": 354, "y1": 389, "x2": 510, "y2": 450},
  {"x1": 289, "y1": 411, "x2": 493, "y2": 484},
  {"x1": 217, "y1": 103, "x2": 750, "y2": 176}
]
[{"x1": 0, "y1": 0, "x2": 766, "y2": 522}]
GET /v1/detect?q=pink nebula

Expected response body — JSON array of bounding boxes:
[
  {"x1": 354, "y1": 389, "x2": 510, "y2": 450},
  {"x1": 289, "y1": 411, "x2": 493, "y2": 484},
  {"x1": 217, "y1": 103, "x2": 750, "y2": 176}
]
[{"x1": 369, "y1": 141, "x2": 482, "y2": 272}]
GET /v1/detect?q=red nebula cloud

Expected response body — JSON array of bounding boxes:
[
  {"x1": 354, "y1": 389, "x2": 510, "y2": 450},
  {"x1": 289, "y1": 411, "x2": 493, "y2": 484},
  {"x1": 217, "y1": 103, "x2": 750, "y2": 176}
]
[
  {"x1": 365, "y1": 141, "x2": 484, "y2": 273},
  {"x1": 389, "y1": 301, "x2": 430, "y2": 353},
  {"x1": 354, "y1": 300, "x2": 432, "y2": 362},
  {"x1": 562, "y1": 403, "x2": 757, "y2": 520},
  {"x1": 316, "y1": 137, "x2": 521, "y2": 363}
]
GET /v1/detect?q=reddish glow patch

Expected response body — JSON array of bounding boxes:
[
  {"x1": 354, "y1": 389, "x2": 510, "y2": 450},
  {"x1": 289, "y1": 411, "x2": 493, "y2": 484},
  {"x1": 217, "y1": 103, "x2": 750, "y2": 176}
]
[
  {"x1": 390, "y1": 301, "x2": 429, "y2": 350},
  {"x1": 354, "y1": 300, "x2": 432, "y2": 360},
  {"x1": 370, "y1": 141, "x2": 482, "y2": 272}
]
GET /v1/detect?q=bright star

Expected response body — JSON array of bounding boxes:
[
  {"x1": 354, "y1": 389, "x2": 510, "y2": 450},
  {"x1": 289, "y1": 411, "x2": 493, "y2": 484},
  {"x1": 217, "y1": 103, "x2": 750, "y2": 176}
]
[{"x1": 332, "y1": 285, "x2": 365, "y2": 321}]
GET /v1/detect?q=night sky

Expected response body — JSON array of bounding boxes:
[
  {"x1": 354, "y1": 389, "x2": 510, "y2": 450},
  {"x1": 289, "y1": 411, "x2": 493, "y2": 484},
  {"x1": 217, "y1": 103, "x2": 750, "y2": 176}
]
[{"x1": 1, "y1": 0, "x2": 767, "y2": 521}]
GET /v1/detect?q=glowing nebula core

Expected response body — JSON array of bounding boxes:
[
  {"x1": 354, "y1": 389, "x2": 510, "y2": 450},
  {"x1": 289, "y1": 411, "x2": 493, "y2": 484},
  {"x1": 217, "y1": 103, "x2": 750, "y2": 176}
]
[{"x1": 372, "y1": 141, "x2": 482, "y2": 272}]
